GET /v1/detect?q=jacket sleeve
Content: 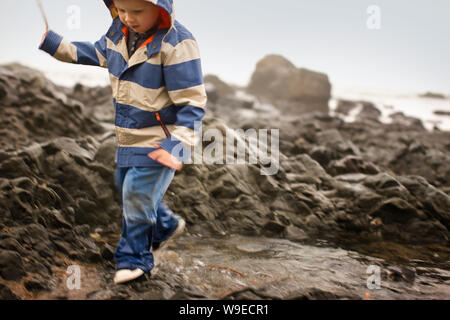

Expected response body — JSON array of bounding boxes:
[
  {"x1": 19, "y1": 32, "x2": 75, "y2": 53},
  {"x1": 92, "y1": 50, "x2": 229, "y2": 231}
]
[
  {"x1": 159, "y1": 38, "x2": 207, "y2": 163},
  {"x1": 39, "y1": 30, "x2": 108, "y2": 68}
]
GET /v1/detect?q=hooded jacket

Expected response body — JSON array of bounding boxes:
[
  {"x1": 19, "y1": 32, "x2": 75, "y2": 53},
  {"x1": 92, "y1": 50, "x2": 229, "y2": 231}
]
[{"x1": 39, "y1": 0, "x2": 207, "y2": 168}]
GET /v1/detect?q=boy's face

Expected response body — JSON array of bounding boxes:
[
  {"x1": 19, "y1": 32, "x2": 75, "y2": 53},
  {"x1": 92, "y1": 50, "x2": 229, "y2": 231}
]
[{"x1": 114, "y1": 0, "x2": 160, "y2": 34}]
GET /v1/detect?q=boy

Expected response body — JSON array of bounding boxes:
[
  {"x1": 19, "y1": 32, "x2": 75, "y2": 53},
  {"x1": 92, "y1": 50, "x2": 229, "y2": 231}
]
[{"x1": 39, "y1": 0, "x2": 206, "y2": 284}]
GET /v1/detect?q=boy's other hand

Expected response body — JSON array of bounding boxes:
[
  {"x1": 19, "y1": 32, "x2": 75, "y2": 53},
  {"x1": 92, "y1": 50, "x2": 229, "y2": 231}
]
[
  {"x1": 148, "y1": 145, "x2": 183, "y2": 171},
  {"x1": 40, "y1": 27, "x2": 49, "y2": 46}
]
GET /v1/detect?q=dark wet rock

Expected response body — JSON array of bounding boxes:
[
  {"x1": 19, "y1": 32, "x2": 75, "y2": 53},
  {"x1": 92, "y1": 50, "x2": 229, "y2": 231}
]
[
  {"x1": 53, "y1": 240, "x2": 70, "y2": 254},
  {"x1": 0, "y1": 237, "x2": 27, "y2": 255},
  {"x1": 397, "y1": 175, "x2": 450, "y2": 229},
  {"x1": 286, "y1": 287, "x2": 359, "y2": 300},
  {"x1": 0, "y1": 249, "x2": 25, "y2": 280},
  {"x1": 262, "y1": 221, "x2": 286, "y2": 235},
  {"x1": 384, "y1": 266, "x2": 416, "y2": 284},
  {"x1": 247, "y1": 54, "x2": 331, "y2": 114},
  {"x1": 24, "y1": 275, "x2": 51, "y2": 293},
  {"x1": 86, "y1": 289, "x2": 116, "y2": 300},
  {"x1": 86, "y1": 248, "x2": 103, "y2": 263},
  {"x1": 93, "y1": 137, "x2": 117, "y2": 168},
  {"x1": 335, "y1": 99, "x2": 357, "y2": 116},
  {"x1": 389, "y1": 112, "x2": 425, "y2": 130},
  {"x1": 101, "y1": 243, "x2": 115, "y2": 261},
  {"x1": 0, "y1": 63, "x2": 104, "y2": 152},
  {"x1": 40, "y1": 208, "x2": 73, "y2": 229},
  {"x1": 64, "y1": 83, "x2": 114, "y2": 123},
  {"x1": 355, "y1": 101, "x2": 381, "y2": 122},
  {"x1": 336, "y1": 120, "x2": 450, "y2": 189},
  {"x1": 0, "y1": 64, "x2": 449, "y2": 300},
  {"x1": 309, "y1": 129, "x2": 361, "y2": 167},
  {"x1": 0, "y1": 283, "x2": 19, "y2": 300},
  {"x1": 327, "y1": 155, "x2": 380, "y2": 176},
  {"x1": 335, "y1": 99, "x2": 381, "y2": 122},
  {"x1": 170, "y1": 286, "x2": 209, "y2": 300},
  {"x1": 222, "y1": 287, "x2": 282, "y2": 300}
]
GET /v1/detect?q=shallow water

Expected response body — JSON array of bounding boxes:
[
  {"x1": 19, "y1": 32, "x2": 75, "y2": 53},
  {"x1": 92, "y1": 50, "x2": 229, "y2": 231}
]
[
  {"x1": 29, "y1": 234, "x2": 450, "y2": 300},
  {"x1": 153, "y1": 235, "x2": 450, "y2": 299}
]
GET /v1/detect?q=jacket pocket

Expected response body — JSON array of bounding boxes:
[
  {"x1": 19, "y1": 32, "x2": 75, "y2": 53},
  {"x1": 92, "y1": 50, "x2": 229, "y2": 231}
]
[{"x1": 155, "y1": 111, "x2": 171, "y2": 138}]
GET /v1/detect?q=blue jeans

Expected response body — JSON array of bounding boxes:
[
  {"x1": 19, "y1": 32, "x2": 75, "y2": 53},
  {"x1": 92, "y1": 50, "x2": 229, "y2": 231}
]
[{"x1": 113, "y1": 166, "x2": 180, "y2": 274}]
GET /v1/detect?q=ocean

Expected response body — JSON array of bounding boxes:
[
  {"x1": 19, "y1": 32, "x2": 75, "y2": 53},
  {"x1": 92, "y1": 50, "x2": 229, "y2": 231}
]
[
  {"x1": 39, "y1": 66, "x2": 450, "y2": 132},
  {"x1": 331, "y1": 85, "x2": 450, "y2": 132}
]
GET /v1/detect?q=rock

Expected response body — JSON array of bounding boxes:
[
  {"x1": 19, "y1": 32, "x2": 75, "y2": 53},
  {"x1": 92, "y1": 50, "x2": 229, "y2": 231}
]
[
  {"x1": 385, "y1": 266, "x2": 416, "y2": 283},
  {"x1": 397, "y1": 175, "x2": 450, "y2": 230},
  {"x1": 0, "y1": 63, "x2": 449, "y2": 300},
  {"x1": 419, "y1": 92, "x2": 446, "y2": 99},
  {"x1": 66, "y1": 83, "x2": 114, "y2": 123},
  {"x1": 355, "y1": 101, "x2": 381, "y2": 122},
  {"x1": 86, "y1": 289, "x2": 116, "y2": 300},
  {"x1": 86, "y1": 248, "x2": 103, "y2": 263},
  {"x1": 247, "y1": 54, "x2": 331, "y2": 114},
  {"x1": 0, "y1": 63, "x2": 104, "y2": 151},
  {"x1": 287, "y1": 287, "x2": 358, "y2": 300},
  {"x1": 101, "y1": 243, "x2": 115, "y2": 261},
  {"x1": 0, "y1": 249, "x2": 26, "y2": 280},
  {"x1": 93, "y1": 138, "x2": 116, "y2": 168},
  {"x1": 0, "y1": 283, "x2": 19, "y2": 300},
  {"x1": 389, "y1": 112, "x2": 425, "y2": 130},
  {"x1": 221, "y1": 287, "x2": 281, "y2": 300},
  {"x1": 284, "y1": 225, "x2": 309, "y2": 241},
  {"x1": 263, "y1": 220, "x2": 286, "y2": 235},
  {"x1": 53, "y1": 240, "x2": 71, "y2": 255},
  {"x1": 24, "y1": 276, "x2": 50, "y2": 293},
  {"x1": 170, "y1": 286, "x2": 208, "y2": 300},
  {"x1": 327, "y1": 155, "x2": 380, "y2": 176},
  {"x1": 41, "y1": 208, "x2": 72, "y2": 229},
  {"x1": 0, "y1": 237, "x2": 27, "y2": 255},
  {"x1": 335, "y1": 99, "x2": 358, "y2": 115},
  {"x1": 338, "y1": 113, "x2": 450, "y2": 189},
  {"x1": 369, "y1": 198, "x2": 419, "y2": 224},
  {"x1": 204, "y1": 74, "x2": 236, "y2": 103},
  {"x1": 433, "y1": 110, "x2": 450, "y2": 116}
]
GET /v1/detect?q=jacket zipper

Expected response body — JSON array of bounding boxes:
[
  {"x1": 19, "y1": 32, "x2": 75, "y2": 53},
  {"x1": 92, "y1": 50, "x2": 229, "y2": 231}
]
[{"x1": 155, "y1": 112, "x2": 171, "y2": 137}]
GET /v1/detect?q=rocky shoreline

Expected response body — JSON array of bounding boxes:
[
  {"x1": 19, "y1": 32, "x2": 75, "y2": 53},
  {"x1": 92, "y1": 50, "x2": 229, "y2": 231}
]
[{"x1": 0, "y1": 59, "x2": 449, "y2": 299}]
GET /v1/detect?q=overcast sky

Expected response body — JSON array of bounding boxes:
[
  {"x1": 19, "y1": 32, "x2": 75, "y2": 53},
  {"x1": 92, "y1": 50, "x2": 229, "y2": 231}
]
[{"x1": 1, "y1": 0, "x2": 449, "y2": 94}]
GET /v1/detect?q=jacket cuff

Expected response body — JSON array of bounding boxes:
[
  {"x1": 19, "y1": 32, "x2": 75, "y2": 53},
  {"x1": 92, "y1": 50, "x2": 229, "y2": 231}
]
[
  {"x1": 39, "y1": 30, "x2": 63, "y2": 56},
  {"x1": 158, "y1": 136, "x2": 192, "y2": 163}
]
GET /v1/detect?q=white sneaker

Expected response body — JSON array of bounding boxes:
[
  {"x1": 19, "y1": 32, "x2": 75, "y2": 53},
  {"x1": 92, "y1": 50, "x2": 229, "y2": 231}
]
[{"x1": 113, "y1": 268, "x2": 145, "y2": 284}]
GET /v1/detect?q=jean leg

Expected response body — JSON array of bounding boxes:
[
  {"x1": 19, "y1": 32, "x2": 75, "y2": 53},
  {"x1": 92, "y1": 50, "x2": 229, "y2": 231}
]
[
  {"x1": 114, "y1": 166, "x2": 176, "y2": 273},
  {"x1": 152, "y1": 200, "x2": 179, "y2": 243},
  {"x1": 114, "y1": 166, "x2": 130, "y2": 211}
]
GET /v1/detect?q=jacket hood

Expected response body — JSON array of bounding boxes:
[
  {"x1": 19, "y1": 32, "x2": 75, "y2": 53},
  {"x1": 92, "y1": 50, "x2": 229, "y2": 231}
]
[{"x1": 103, "y1": 0, "x2": 174, "y2": 30}]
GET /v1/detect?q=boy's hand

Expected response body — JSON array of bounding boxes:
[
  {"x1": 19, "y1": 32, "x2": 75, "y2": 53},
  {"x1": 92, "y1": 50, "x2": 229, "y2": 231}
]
[{"x1": 148, "y1": 144, "x2": 183, "y2": 171}]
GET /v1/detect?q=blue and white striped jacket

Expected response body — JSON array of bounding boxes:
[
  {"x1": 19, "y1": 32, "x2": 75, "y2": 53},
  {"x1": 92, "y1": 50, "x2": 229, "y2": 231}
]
[{"x1": 39, "y1": 0, "x2": 207, "y2": 168}]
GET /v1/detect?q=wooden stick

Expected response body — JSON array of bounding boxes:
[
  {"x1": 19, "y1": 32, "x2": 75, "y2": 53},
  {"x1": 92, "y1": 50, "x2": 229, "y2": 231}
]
[{"x1": 36, "y1": 0, "x2": 49, "y2": 30}]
